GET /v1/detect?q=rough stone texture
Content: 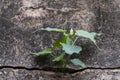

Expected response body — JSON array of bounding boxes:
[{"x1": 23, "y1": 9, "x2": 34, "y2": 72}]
[
  {"x1": 0, "y1": 68, "x2": 120, "y2": 80},
  {"x1": 87, "y1": 0, "x2": 120, "y2": 68},
  {"x1": 0, "y1": 17, "x2": 54, "y2": 68},
  {"x1": 0, "y1": 0, "x2": 95, "y2": 30},
  {"x1": 0, "y1": 0, "x2": 95, "y2": 69},
  {"x1": 0, "y1": 0, "x2": 120, "y2": 79},
  {"x1": 71, "y1": 69, "x2": 120, "y2": 80},
  {"x1": 0, "y1": 0, "x2": 120, "y2": 68}
]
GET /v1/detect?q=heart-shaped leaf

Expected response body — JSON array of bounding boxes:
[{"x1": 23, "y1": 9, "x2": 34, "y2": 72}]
[
  {"x1": 61, "y1": 43, "x2": 82, "y2": 55},
  {"x1": 75, "y1": 30, "x2": 97, "y2": 44},
  {"x1": 71, "y1": 59, "x2": 86, "y2": 68}
]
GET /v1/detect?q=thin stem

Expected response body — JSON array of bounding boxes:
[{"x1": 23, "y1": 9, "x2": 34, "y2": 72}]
[
  {"x1": 63, "y1": 54, "x2": 71, "y2": 68},
  {"x1": 63, "y1": 37, "x2": 79, "y2": 68},
  {"x1": 72, "y1": 37, "x2": 79, "y2": 45},
  {"x1": 95, "y1": 43, "x2": 101, "y2": 51},
  {"x1": 62, "y1": 52, "x2": 67, "y2": 68}
]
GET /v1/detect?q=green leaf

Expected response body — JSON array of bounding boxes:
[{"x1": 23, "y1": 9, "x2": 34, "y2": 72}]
[
  {"x1": 33, "y1": 48, "x2": 52, "y2": 56},
  {"x1": 71, "y1": 59, "x2": 86, "y2": 68},
  {"x1": 41, "y1": 27, "x2": 66, "y2": 33},
  {"x1": 53, "y1": 36, "x2": 67, "y2": 48},
  {"x1": 75, "y1": 30, "x2": 97, "y2": 44},
  {"x1": 66, "y1": 36, "x2": 72, "y2": 45},
  {"x1": 53, "y1": 35, "x2": 72, "y2": 48},
  {"x1": 52, "y1": 53, "x2": 65, "y2": 62},
  {"x1": 61, "y1": 43, "x2": 82, "y2": 55}
]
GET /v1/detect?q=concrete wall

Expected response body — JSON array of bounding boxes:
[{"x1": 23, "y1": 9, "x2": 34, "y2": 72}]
[{"x1": 0, "y1": 0, "x2": 120, "y2": 79}]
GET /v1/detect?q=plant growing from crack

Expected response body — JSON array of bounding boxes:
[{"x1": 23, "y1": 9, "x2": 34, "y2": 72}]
[{"x1": 33, "y1": 27, "x2": 101, "y2": 68}]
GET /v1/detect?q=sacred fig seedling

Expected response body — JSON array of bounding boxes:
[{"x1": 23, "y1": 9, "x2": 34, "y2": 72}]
[{"x1": 33, "y1": 27, "x2": 101, "y2": 68}]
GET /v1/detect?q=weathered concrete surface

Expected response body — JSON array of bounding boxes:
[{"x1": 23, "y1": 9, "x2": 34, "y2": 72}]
[
  {"x1": 0, "y1": 68, "x2": 120, "y2": 80},
  {"x1": 71, "y1": 69, "x2": 120, "y2": 80},
  {"x1": 0, "y1": 0, "x2": 120, "y2": 69},
  {"x1": 85, "y1": 0, "x2": 120, "y2": 68},
  {"x1": 0, "y1": 0, "x2": 94, "y2": 68},
  {"x1": 0, "y1": 0, "x2": 120, "y2": 79},
  {"x1": 0, "y1": 0, "x2": 95, "y2": 30},
  {"x1": 0, "y1": 17, "x2": 56, "y2": 68}
]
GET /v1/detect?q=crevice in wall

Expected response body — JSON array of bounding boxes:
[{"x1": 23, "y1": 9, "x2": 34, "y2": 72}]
[{"x1": 0, "y1": 66, "x2": 120, "y2": 74}]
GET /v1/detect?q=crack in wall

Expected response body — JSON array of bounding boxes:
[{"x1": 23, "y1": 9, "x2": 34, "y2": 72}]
[{"x1": 0, "y1": 66, "x2": 120, "y2": 74}]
